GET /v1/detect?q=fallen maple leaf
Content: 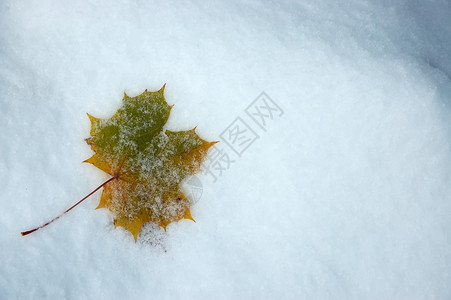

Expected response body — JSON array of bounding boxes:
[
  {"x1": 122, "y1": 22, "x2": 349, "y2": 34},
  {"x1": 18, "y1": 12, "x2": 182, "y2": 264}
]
[{"x1": 22, "y1": 85, "x2": 216, "y2": 241}]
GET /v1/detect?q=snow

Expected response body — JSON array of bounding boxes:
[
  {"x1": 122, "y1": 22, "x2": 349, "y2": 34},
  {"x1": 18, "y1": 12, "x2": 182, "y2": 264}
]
[{"x1": 1, "y1": 0, "x2": 451, "y2": 298}]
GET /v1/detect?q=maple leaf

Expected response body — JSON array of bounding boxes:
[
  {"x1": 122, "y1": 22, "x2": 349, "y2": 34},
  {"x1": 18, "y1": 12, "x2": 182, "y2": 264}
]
[{"x1": 21, "y1": 85, "x2": 216, "y2": 241}]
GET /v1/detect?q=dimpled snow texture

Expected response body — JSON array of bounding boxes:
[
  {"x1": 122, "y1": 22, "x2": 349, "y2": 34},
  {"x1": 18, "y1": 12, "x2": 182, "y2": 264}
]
[{"x1": 85, "y1": 85, "x2": 216, "y2": 241}]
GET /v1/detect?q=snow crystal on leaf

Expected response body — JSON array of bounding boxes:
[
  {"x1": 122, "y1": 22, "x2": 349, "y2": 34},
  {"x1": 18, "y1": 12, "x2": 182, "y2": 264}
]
[{"x1": 85, "y1": 86, "x2": 216, "y2": 241}]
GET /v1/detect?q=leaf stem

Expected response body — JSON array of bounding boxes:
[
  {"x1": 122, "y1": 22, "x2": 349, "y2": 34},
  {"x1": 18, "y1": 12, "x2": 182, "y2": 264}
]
[{"x1": 21, "y1": 176, "x2": 116, "y2": 237}]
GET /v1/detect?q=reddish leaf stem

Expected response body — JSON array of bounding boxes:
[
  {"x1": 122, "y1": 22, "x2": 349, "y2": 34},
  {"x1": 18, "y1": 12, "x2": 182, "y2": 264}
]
[{"x1": 21, "y1": 176, "x2": 116, "y2": 236}]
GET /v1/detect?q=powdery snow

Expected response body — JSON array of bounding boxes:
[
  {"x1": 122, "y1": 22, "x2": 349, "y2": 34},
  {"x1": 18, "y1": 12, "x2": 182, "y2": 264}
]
[{"x1": 1, "y1": 0, "x2": 450, "y2": 299}]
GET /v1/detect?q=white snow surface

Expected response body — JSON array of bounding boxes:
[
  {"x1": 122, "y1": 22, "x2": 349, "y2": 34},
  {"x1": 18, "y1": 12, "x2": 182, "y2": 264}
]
[{"x1": 1, "y1": 0, "x2": 451, "y2": 299}]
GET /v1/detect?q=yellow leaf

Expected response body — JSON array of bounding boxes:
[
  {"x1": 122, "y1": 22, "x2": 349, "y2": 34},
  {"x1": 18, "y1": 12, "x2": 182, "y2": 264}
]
[{"x1": 86, "y1": 86, "x2": 215, "y2": 241}]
